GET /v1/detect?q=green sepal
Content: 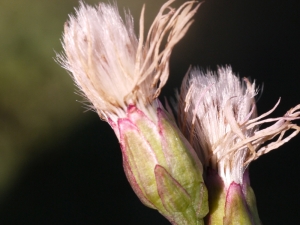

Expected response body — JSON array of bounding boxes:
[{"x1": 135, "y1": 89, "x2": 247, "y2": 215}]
[
  {"x1": 155, "y1": 165, "x2": 205, "y2": 225},
  {"x1": 193, "y1": 182, "x2": 209, "y2": 219},
  {"x1": 205, "y1": 169, "x2": 227, "y2": 225},
  {"x1": 157, "y1": 108, "x2": 203, "y2": 194},
  {"x1": 243, "y1": 170, "x2": 262, "y2": 225},
  {"x1": 224, "y1": 182, "x2": 252, "y2": 225},
  {"x1": 155, "y1": 164, "x2": 191, "y2": 212},
  {"x1": 243, "y1": 185, "x2": 262, "y2": 225},
  {"x1": 158, "y1": 108, "x2": 208, "y2": 220},
  {"x1": 119, "y1": 118, "x2": 165, "y2": 211},
  {"x1": 127, "y1": 105, "x2": 168, "y2": 168}
]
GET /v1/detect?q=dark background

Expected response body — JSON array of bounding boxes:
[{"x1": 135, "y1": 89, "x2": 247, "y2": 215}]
[{"x1": 0, "y1": 0, "x2": 299, "y2": 224}]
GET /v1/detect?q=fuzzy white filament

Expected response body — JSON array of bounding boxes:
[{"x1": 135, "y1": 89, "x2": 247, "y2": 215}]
[
  {"x1": 57, "y1": 0, "x2": 199, "y2": 123},
  {"x1": 179, "y1": 66, "x2": 300, "y2": 187}
]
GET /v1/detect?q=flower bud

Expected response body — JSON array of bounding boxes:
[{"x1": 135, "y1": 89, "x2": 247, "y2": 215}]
[
  {"x1": 58, "y1": 1, "x2": 208, "y2": 224},
  {"x1": 178, "y1": 66, "x2": 300, "y2": 224},
  {"x1": 115, "y1": 103, "x2": 208, "y2": 224},
  {"x1": 205, "y1": 169, "x2": 261, "y2": 225}
]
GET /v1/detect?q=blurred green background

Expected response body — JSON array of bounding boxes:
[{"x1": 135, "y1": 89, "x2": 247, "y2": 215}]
[
  {"x1": 0, "y1": 0, "x2": 299, "y2": 224},
  {"x1": 0, "y1": 0, "x2": 171, "y2": 197}
]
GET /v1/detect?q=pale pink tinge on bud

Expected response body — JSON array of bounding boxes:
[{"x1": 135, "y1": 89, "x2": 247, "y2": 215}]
[
  {"x1": 205, "y1": 169, "x2": 260, "y2": 225},
  {"x1": 117, "y1": 104, "x2": 208, "y2": 224},
  {"x1": 178, "y1": 66, "x2": 300, "y2": 224}
]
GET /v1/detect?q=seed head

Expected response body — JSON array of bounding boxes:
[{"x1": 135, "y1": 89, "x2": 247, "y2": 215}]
[
  {"x1": 57, "y1": 0, "x2": 200, "y2": 123},
  {"x1": 178, "y1": 66, "x2": 300, "y2": 187}
]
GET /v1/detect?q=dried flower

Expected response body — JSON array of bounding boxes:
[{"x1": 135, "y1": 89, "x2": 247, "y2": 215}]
[
  {"x1": 178, "y1": 66, "x2": 300, "y2": 224},
  {"x1": 57, "y1": 1, "x2": 208, "y2": 224},
  {"x1": 58, "y1": 0, "x2": 200, "y2": 123}
]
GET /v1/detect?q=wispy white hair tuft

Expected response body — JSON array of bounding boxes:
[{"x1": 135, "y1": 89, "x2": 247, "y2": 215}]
[
  {"x1": 57, "y1": 0, "x2": 200, "y2": 122},
  {"x1": 178, "y1": 66, "x2": 300, "y2": 187}
]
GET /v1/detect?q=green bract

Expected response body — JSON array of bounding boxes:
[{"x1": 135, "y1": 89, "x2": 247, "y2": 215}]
[
  {"x1": 205, "y1": 169, "x2": 262, "y2": 225},
  {"x1": 117, "y1": 105, "x2": 208, "y2": 225}
]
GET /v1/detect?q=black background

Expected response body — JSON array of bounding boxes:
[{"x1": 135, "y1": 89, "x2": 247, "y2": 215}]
[{"x1": 0, "y1": 0, "x2": 299, "y2": 224}]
